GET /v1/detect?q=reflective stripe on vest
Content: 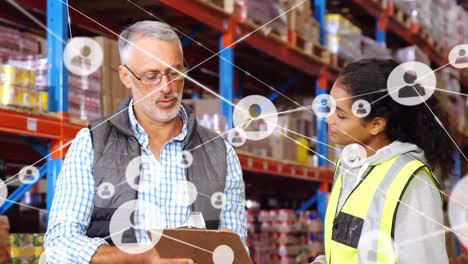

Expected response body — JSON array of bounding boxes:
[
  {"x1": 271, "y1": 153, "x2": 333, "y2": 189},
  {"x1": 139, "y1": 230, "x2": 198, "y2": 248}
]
[{"x1": 324, "y1": 154, "x2": 442, "y2": 264}]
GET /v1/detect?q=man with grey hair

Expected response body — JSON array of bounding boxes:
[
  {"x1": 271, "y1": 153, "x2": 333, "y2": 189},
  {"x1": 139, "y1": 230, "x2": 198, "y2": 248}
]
[{"x1": 45, "y1": 21, "x2": 247, "y2": 263}]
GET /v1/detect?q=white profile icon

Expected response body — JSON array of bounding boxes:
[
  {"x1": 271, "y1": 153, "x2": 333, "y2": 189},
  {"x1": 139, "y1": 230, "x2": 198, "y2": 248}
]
[{"x1": 233, "y1": 95, "x2": 278, "y2": 141}]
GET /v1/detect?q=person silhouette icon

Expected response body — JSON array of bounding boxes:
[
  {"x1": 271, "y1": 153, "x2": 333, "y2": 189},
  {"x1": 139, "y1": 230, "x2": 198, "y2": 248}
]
[
  {"x1": 347, "y1": 147, "x2": 360, "y2": 164},
  {"x1": 19, "y1": 167, "x2": 38, "y2": 184},
  {"x1": 133, "y1": 175, "x2": 139, "y2": 188},
  {"x1": 232, "y1": 131, "x2": 242, "y2": 144},
  {"x1": 122, "y1": 211, "x2": 138, "y2": 244},
  {"x1": 25, "y1": 169, "x2": 33, "y2": 180},
  {"x1": 70, "y1": 45, "x2": 92, "y2": 70},
  {"x1": 249, "y1": 104, "x2": 262, "y2": 119},
  {"x1": 318, "y1": 99, "x2": 331, "y2": 114},
  {"x1": 100, "y1": 184, "x2": 112, "y2": 198},
  {"x1": 357, "y1": 103, "x2": 367, "y2": 115},
  {"x1": 178, "y1": 151, "x2": 193, "y2": 169},
  {"x1": 398, "y1": 71, "x2": 426, "y2": 98},
  {"x1": 245, "y1": 104, "x2": 267, "y2": 132},
  {"x1": 182, "y1": 154, "x2": 189, "y2": 165},
  {"x1": 214, "y1": 194, "x2": 224, "y2": 207},
  {"x1": 455, "y1": 49, "x2": 468, "y2": 65}
]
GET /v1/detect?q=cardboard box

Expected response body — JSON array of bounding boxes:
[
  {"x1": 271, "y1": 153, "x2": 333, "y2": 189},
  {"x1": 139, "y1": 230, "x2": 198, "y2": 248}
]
[
  {"x1": 247, "y1": 137, "x2": 271, "y2": 157},
  {"x1": 183, "y1": 98, "x2": 220, "y2": 116},
  {"x1": 94, "y1": 36, "x2": 120, "y2": 67},
  {"x1": 270, "y1": 115, "x2": 299, "y2": 161},
  {"x1": 393, "y1": 46, "x2": 430, "y2": 65},
  {"x1": 94, "y1": 36, "x2": 128, "y2": 115}
]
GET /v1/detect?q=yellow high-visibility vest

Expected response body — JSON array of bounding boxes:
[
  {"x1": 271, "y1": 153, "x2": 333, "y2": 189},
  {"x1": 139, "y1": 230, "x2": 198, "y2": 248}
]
[{"x1": 324, "y1": 154, "x2": 442, "y2": 264}]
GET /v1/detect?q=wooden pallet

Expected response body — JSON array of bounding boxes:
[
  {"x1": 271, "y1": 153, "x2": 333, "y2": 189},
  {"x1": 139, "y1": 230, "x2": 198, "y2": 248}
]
[
  {"x1": 426, "y1": 36, "x2": 435, "y2": 47},
  {"x1": 419, "y1": 30, "x2": 430, "y2": 43},
  {"x1": 392, "y1": 6, "x2": 411, "y2": 29},
  {"x1": 432, "y1": 42, "x2": 445, "y2": 56},
  {"x1": 370, "y1": 0, "x2": 388, "y2": 9},
  {"x1": 413, "y1": 26, "x2": 433, "y2": 46},
  {"x1": 295, "y1": 36, "x2": 330, "y2": 64},
  {"x1": 197, "y1": 0, "x2": 234, "y2": 14},
  {"x1": 69, "y1": 117, "x2": 89, "y2": 126},
  {"x1": 330, "y1": 54, "x2": 348, "y2": 69},
  {"x1": 247, "y1": 19, "x2": 288, "y2": 43}
]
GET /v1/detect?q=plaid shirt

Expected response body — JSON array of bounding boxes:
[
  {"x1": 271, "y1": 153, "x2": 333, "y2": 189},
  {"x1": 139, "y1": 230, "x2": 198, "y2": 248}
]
[{"x1": 44, "y1": 104, "x2": 247, "y2": 263}]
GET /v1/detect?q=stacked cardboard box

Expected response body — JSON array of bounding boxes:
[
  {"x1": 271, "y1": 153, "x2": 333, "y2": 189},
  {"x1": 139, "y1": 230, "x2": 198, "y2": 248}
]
[
  {"x1": 182, "y1": 98, "x2": 228, "y2": 135},
  {"x1": 0, "y1": 36, "x2": 131, "y2": 121},
  {"x1": 436, "y1": 69, "x2": 466, "y2": 135},
  {"x1": 4, "y1": 55, "x2": 103, "y2": 120},
  {"x1": 238, "y1": 0, "x2": 289, "y2": 37},
  {"x1": 200, "y1": 0, "x2": 235, "y2": 14},
  {"x1": 392, "y1": 0, "x2": 431, "y2": 30},
  {"x1": 68, "y1": 72, "x2": 102, "y2": 121},
  {"x1": 237, "y1": 0, "x2": 317, "y2": 44},
  {"x1": 286, "y1": 0, "x2": 320, "y2": 44},
  {"x1": 361, "y1": 37, "x2": 392, "y2": 60},
  {"x1": 184, "y1": 97, "x2": 318, "y2": 164},
  {"x1": 0, "y1": 25, "x2": 41, "y2": 59},
  {"x1": 94, "y1": 36, "x2": 131, "y2": 116},
  {"x1": 394, "y1": 46, "x2": 430, "y2": 65},
  {"x1": 326, "y1": 14, "x2": 363, "y2": 63},
  {"x1": 392, "y1": 0, "x2": 468, "y2": 51}
]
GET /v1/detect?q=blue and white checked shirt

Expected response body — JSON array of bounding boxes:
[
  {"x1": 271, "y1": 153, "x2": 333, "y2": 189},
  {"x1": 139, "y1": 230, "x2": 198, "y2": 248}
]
[{"x1": 45, "y1": 104, "x2": 247, "y2": 263}]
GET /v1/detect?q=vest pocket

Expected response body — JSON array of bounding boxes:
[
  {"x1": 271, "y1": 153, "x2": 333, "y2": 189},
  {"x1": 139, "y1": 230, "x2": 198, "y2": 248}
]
[{"x1": 332, "y1": 211, "x2": 364, "y2": 248}]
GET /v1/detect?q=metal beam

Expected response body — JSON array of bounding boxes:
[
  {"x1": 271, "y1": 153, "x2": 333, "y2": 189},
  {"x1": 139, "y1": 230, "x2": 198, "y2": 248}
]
[
  {"x1": 298, "y1": 192, "x2": 318, "y2": 211},
  {"x1": 314, "y1": 0, "x2": 327, "y2": 46},
  {"x1": 268, "y1": 73, "x2": 300, "y2": 102},
  {"x1": 47, "y1": 0, "x2": 68, "y2": 112},
  {"x1": 22, "y1": 137, "x2": 47, "y2": 157},
  {"x1": 0, "y1": 163, "x2": 47, "y2": 214},
  {"x1": 219, "y1": 21, "x2": 235, "y2": 129},
  {"x1": 181, "y1": 23, "x2": 205, "y2": 47},
  {"x1": 46, "y1": 158, "x2": 61, "y2": 214},
  {"x1": 314, "y1": 0, "x2": 329, "y2": 167}
]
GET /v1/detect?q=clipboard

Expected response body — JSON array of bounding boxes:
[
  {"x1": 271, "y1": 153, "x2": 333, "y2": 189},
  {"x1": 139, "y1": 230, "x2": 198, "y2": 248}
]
[{"x1": 154, "y1": 228, "x2": 252, "y2": 264}]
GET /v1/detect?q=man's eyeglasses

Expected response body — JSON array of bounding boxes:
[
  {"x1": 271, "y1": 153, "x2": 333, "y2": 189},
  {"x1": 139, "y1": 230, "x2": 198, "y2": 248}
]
[{"x1": 123, "y1": 64, "x2": 188, "y2": 86}]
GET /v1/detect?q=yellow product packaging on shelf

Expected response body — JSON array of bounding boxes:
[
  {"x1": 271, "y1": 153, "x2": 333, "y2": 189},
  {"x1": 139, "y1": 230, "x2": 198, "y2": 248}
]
[
  {"x1": 0, "y1": 65, "x2": 16, "y2": 85},
  {"x1": 14, "y1": 88, "x2": 36, "y2": 108},
  {"x1": 16, "y1": 68, "x2": 35, "y2": 88},
  {"x1": 33, "y1": 246, "x2": 43, "y2": 257},
  {"x1": 0, "y1": 84, "x2": 16, "y2": 106},
  {"x1": 37, "y1": 91, "x2": 48, "y2": 112},
  {"x1": 296, "y1": 137, "x2": 310, "y2": 165}
]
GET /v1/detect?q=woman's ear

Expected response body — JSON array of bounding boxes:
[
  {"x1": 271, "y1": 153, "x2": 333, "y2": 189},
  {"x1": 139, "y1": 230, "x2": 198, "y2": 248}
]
[
  {"x1": 369, "y1": 117, "x2": 387, "y2": 136},
  {"x1": 118, "y1": 65, "x2": 133, "y2": 89}
]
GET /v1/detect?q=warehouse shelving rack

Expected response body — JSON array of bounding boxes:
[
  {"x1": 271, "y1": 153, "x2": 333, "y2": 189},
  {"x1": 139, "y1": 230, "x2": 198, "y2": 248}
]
[{"x1": 0, "y1": 0, "x2": 465, "y2": 237}]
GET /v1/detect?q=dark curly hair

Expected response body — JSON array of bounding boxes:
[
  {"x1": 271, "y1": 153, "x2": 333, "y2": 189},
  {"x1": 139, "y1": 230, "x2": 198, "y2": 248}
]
[{"x1": 338, "y1": 58, "x2": 455, "y2": 176}]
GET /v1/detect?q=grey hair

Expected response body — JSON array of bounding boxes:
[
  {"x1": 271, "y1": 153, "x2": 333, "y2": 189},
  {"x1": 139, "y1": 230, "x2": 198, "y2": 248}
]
[{"x1": 118, "y1": 20, "x2": 182, "y2": 64}]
